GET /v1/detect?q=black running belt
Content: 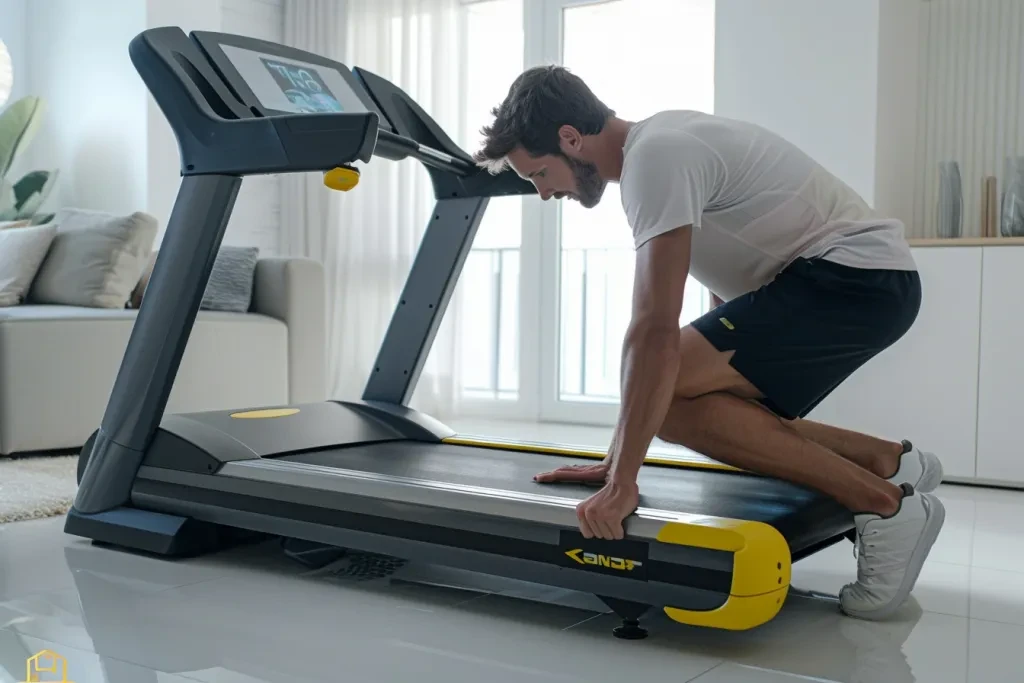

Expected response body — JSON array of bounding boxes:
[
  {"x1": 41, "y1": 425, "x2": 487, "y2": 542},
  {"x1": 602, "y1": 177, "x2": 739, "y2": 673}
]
[{"x1": 280, "y1": 442, "x2": 853, "y2": 556}]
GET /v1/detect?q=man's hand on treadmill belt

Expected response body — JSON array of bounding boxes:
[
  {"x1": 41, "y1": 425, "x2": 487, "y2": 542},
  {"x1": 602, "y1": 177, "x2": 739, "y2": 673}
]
[
  {"x1": 533, "y1": 462, "x2": 609, "y2": 485},
  {"x1": 575, "y1": 479, "x2": 640, "y2": 540}
]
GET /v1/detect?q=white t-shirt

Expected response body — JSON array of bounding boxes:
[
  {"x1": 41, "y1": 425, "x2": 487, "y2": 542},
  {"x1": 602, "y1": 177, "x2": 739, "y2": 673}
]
[{"x1": 619, "y1": 110, "x2": 917, "y2": 301}]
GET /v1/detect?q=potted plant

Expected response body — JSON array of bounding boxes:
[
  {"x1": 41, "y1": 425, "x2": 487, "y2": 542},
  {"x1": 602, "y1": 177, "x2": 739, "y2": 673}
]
[{"x1": 0, "y1": 95, "x2": 59, "y2": 225}]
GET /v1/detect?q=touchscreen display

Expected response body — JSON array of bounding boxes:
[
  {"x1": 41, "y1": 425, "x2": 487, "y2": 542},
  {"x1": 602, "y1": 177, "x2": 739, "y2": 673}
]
[
  {"x1": 260, "y1": 57, "x2": 343, "y2": 113},
  {"x1": 221, "y1": 44, "x2": 368, "y2": 115}
]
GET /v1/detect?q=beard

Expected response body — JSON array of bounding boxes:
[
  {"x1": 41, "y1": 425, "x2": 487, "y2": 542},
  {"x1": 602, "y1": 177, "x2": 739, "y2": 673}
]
[{"x1": 565, "y1": 155, "x2": 606, "y2": 208}]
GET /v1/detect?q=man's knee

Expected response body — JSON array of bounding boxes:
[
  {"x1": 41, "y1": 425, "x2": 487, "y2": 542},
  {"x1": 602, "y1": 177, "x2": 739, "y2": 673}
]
[
  {"x1": 657, "y1": 392, "x2": 787, "y2": 451},
  {"x1": 656, "y1": 395, "x2": 701, "y2": 445},
  {"x1": 656, "y1": 393, "x2": 735, "y2": 446}
]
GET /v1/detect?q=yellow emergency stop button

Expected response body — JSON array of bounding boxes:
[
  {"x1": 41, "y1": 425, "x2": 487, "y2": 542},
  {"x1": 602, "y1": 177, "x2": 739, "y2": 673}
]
[{"x1": 324, "y1": 166, "x2": 360, "y2": 191}]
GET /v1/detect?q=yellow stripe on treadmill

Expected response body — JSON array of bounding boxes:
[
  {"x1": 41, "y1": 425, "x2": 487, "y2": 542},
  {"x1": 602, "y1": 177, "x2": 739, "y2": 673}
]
[
  {"x1": 657, "y1": 518, "x2": 791, "y2": 631},
  {"x1": 230, "y1": 408, "x2": 300, "y2": 419},
  {"x1": 442, "y1": 435, "x2": 742, "y2": 473}
]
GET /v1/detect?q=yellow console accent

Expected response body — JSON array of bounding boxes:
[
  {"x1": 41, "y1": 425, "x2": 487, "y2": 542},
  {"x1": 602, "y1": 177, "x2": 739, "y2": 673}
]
[
  {"x1": 323, "y1": 167, "x2": 360, "y2": 191},
  {"x1": 230, "y1": 408, "x2": 300, "y2": 419},
  {"x1": 657, "y1": 518, "x2": 791, "y2": 630},
  {"x1": 441, "y1": 435, "x2": 741, "y2": 473}
]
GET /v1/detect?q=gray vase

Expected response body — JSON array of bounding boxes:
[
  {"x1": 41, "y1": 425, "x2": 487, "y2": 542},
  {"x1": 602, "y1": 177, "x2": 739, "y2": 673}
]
[
  {"x1": 937, "y1": 160, "x2": 963, "y2": 239},
  {"x1": 1001, "y1": 156, "x2": 1024, "y2": 237}
]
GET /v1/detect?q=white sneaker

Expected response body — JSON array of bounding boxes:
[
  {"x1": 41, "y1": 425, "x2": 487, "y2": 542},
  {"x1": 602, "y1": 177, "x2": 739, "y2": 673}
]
[
  {"x1": 888, "y1": 440, "x2": 943, "y2": 493},
  {"x1": 840, "y1": 484, "x2": 945, "y2": 621}
]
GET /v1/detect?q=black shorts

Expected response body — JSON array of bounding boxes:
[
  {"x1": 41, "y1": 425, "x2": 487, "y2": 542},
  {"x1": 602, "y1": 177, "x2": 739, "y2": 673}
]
[{"x1": 691, "y1": 257, "x2": 922, "y2": 420}]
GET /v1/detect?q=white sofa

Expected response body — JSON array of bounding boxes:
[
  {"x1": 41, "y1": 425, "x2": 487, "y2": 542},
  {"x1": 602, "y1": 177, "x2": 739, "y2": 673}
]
[{"x1": 0, "y1": 257, "x2": 327, "y2": 456}]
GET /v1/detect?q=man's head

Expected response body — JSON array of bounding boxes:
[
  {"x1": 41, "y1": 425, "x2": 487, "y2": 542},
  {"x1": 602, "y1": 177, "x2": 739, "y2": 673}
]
[{"x1": 474, "y1": 66, "x2": 614, "y2": 208}]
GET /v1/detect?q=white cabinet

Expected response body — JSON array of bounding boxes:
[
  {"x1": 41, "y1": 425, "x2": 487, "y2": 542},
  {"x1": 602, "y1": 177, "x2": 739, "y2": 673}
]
[
  {"x1": 810, "y1": 247, "x2": 982, "y2": 479},
  {"x1": 976, "y1": 247, "x2": 1024, "y2": 484}
]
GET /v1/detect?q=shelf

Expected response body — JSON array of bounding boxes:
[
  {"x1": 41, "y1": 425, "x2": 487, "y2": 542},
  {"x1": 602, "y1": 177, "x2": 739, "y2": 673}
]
[{"x1": 908, "y1": 237, "x2": 1024, "y2": 247}]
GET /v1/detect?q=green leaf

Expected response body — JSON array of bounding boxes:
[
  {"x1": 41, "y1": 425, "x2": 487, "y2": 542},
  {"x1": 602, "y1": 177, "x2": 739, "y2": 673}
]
[
  {"x1": 0, "y1": 96, "x2": 44, "y2": 179},
  {"x1": 13, "y1": 169, "x2": 58, "y2": 219},
  {"x1": 0, "y1": 178, "x2": 16, "y2": 220}
]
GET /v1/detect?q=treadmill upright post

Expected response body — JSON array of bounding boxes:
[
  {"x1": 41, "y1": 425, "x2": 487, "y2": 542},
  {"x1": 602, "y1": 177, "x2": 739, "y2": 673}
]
[
  {"x1": 362, "y1": 196, "x2": 489, "y2": 406},
  {"x1": 73, "y1": 174, "x2": 242, "y2": 514}
]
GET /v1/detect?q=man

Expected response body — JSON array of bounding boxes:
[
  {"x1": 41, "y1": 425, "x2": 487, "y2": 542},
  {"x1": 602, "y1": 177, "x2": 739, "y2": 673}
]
[{"x1": 473, "y1": 66, "x2": 945, "y2": 621}]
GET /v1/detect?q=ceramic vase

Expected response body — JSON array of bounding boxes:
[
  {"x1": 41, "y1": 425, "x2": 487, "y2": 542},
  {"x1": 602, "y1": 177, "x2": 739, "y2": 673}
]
[
  {"x1": 937, "y1": 160, "x2": 963, "y2": 239},
  {"x1": 1001, "y1": 156, "x2": 1024, "y2": 237}
]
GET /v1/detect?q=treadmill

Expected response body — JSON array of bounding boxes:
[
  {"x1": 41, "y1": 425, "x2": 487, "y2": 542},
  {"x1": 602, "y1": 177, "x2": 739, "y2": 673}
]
[{"x1": 65, "y1": 26, "x2": 854, "y2": 638}]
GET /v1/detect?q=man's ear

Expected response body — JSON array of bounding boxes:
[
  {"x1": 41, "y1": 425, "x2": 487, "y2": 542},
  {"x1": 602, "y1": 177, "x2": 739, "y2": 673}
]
[{"x1": 558, "y1": 124, "x2": 583, "y2": 153}]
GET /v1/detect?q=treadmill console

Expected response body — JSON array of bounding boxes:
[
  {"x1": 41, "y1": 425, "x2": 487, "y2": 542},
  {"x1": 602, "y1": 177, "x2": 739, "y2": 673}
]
[
  {"x1": 191, "y1": 31, "x2": 395, "y2": 133},
  {"x1": 128, "y1": 27, "x2": 381, "y2": 178}
]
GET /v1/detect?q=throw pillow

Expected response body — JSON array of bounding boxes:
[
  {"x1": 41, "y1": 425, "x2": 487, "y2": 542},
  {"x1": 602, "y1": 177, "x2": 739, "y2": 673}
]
[
  {"x1": 129, "y1": 249, "x2": 158, "y2": 309},
  {"x1": 29, "y1": 209, "x2": 158, "y2": 308},
  {"x1": 0, "y1": 222, "x2": 58, "y2": 306},
  {"x1": 201, "y1": 245, "x2": 260, "y2": 312}
]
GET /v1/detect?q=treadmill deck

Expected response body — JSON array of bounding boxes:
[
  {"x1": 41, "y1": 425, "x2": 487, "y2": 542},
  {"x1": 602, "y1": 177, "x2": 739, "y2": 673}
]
[{"x1": 280, "y1": 441, "x2": 852, "y2": 557}]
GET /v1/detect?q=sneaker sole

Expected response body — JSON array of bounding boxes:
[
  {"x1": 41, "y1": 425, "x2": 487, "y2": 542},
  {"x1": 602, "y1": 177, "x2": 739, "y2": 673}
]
[
  {"x1": 915, "y1": 451, "x2": 944, "y2": 493},
  {"x1": 840, "y1": 493, "x2": 946, "y2": 621}
]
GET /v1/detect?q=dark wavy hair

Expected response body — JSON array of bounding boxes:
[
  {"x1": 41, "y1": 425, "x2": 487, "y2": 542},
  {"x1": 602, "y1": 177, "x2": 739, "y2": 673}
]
[{"x1": 473, "y1": 65, "x2": 615, "y2": 174}]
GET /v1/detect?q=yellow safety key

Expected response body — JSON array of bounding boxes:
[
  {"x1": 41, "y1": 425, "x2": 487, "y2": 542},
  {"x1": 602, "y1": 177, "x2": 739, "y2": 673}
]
[{"x1": 323, "y1": 166, "x2": 360, "y2": 191}]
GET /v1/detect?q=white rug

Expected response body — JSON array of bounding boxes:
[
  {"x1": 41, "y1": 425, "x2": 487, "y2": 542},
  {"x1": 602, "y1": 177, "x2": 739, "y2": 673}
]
[{"x1": 0, "y1": 455, "x2": 79, "y2": 523}]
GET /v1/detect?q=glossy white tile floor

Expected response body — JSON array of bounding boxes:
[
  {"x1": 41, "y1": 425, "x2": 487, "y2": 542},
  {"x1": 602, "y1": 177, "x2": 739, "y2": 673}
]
[{"x1": 1, "y1": 422, "x2": 1023, "y2": 682}]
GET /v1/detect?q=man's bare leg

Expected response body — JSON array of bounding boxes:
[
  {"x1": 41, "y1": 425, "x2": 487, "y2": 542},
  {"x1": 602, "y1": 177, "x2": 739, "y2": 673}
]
[
  {"x1": 661, "y1": 327, "x2": 903, "y2": 514},
  {"x1": 658, "y1": 393, "x2": 902, "y2": 515},
  {"x1": 787, "y1": 419, "x2": 904, "y2": 479}
]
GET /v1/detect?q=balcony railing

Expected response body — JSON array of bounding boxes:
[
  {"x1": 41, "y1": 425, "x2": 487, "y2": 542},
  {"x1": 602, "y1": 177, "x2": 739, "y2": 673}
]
[{"x1": 460, "y1": 247, "x2": 519, "y2": 399}]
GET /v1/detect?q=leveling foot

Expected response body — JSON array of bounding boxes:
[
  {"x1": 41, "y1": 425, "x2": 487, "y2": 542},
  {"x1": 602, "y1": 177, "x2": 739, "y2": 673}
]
[
  {"x1": 613, "y1": 618, "x2": 649, "y2": 640},
  {"x1": 599, "y1": 596, "x2": 652, "y2": 640}
]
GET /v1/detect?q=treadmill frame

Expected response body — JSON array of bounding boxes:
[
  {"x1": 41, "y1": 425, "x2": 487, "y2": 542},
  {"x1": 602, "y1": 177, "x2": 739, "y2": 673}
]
[{"x1": 73, "y1": 445, "x2": 793, "y2": 631}]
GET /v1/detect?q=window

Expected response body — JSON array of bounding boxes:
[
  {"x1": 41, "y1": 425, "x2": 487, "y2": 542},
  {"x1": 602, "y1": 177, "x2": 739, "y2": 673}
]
[
  {"x1": 456, "y1": 0, "x2": 717, "y2": 425},
  {"x1": 555, "y1": 0, "x2": 715, "y2": 410},
  {"x1": 459, "y1": 0, "x2": 524, "y2": 402}
]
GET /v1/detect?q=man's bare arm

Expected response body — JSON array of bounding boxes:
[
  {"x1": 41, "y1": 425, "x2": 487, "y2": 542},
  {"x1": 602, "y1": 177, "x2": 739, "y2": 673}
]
[{"x1": 608, "y1": 226, "x2": 693, "y2": 484}]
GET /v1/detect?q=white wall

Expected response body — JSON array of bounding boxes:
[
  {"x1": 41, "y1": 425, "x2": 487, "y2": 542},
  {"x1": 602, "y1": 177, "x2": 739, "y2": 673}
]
[
  {"x1": 23, "y1": 0, "x2": 149, "y2": 216},
  {"x1": 873, "y1": 1, "x2": 925, "y2": 234},
  {"x1": 714, "y1": 0, "x2": 881, "y2": 205}
]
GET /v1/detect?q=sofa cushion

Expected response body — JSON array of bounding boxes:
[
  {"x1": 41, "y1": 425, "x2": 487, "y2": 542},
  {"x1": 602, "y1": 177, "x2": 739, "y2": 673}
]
[
  {"x1": 28, "y1": 208, "x2": 158, "y2": 309},
  {"x1": 202, "y1": 245, "x2": 260, "y2": 312},
  {"x1": 129, "y1": 249, "x2": 158, "y2": 309},
  {"x1": 0, "y1": 222, "x2": 57, "y2": 306},
  {"x1": 130, "y1": 245, "x2": 262, "y2": 312}
]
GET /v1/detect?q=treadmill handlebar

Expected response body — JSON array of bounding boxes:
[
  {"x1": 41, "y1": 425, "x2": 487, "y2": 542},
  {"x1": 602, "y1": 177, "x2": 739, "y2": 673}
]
[{"x1": 374, "y1": 129, "x2": 475, "y2": 176}]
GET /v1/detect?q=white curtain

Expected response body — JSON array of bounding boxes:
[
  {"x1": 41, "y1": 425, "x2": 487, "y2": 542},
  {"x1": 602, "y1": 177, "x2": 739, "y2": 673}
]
[{"x1": 283, "y1": 0, "x2": 467, "y2": 419}]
